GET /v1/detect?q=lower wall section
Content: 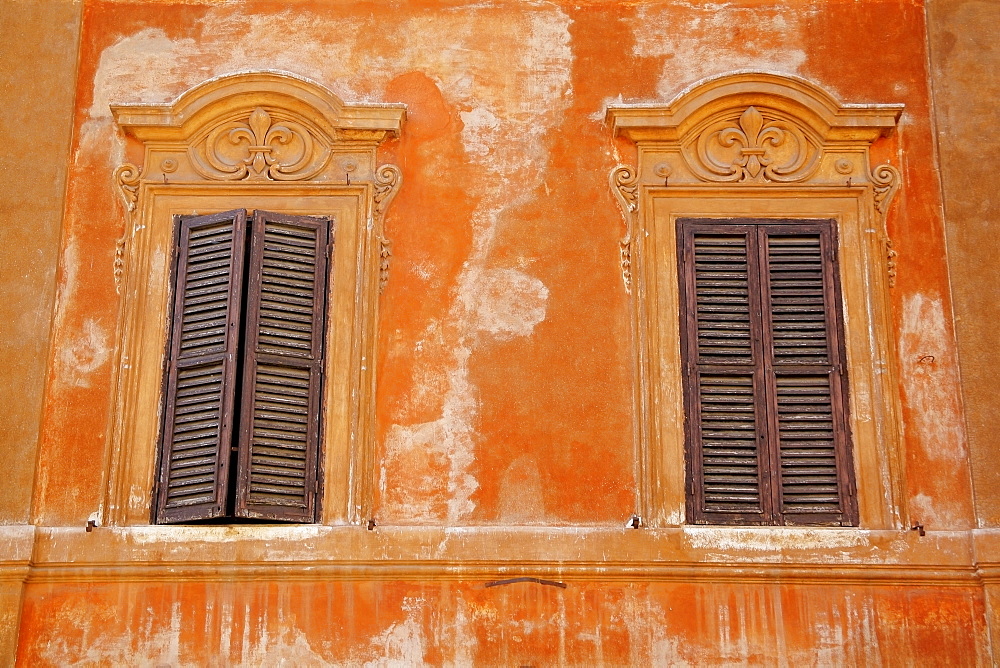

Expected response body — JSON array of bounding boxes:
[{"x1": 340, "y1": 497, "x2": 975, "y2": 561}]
[
  {"x1": 15, "y1": 579, "x2": 990, "y2": 666},
  {"x1": 0, "y1": 582, "x2": 24, "y2": 668}
]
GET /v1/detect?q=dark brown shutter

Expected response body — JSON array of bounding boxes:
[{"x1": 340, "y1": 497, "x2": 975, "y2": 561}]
[
  {"x1": 680, "y1": 225, "x2": 770, "y2": 524},
  {"x1": 679, "y1": 218, "x2": 857, "y2": 526},
  {"x1": 155, "y1": 209, "x2": 248, "y2": 523},
  {"x1": 234, "y1": 211, "x2": 332, "y2": 521},
  {"x1": 760, "y1": 225, "x2": 856, "y2": 525}
]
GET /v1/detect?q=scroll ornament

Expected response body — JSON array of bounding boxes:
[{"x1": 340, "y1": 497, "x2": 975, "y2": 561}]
[
  {"x1": 610, "y1": 166, "x2": 639, "y2": 294},
  {"x1": 373, "y1": 164, "x2": 402, "y2": 293},
  {"x1": 113, "y1": 163, "x2": 143, "y2": 294}
]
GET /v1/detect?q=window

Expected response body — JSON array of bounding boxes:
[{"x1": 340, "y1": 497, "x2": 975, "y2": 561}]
[
  {"x1": 678, "y1": 217, "x2": 857, "y2": 526},
  {"x1": 155, "y1": 209, "x2": 332, "y2": 524},
  {"x1": 606, "y1": 73, "x2": 905, "y2": 528},
  {"x1": 108, "y1": 72, "x2": 402, "y2": 527}
]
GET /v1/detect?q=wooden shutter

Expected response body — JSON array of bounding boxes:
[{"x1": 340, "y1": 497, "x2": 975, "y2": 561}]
[
  {"x1": 679, "y1": 218, "x2": 857, "y2": 526},
  {"x1": 155, "y1": 209, "x2": 248, "y2": 523},
  {"x1": 760, "y1": 225, "x2": 856, "y2": 525},
  {"x1": 234, "y1": 211, "x2": 332, "y2": 521}
]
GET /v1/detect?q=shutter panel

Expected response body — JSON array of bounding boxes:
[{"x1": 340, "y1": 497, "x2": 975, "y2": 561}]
[
  {"x1": 760, "y1": 226, "x2": 856, "y2": 525},
  {"x1": 680, "y1": 226, "x2": 770, "y2": 524},
  {"x1": 155, "y1": 209, "x2": 248, "y2": 523},
  {"x1": 235, "y1": 211, "x2": 332, "y2": 521}
]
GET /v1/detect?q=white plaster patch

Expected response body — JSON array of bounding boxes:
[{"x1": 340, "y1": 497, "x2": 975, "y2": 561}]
[
  {"x1": 382, "y1": 347, "x2": 480, "y2": 523},
  {"x1": 41, "y1": 599, "x2": 185, "y2": 667},
  {"x1": 459, "y1": 106, "x2": 501, "y2": 158},
  {"x1": 58, "y1": 317, "x2": 111, "y2": 388},
  {"x1": 497, "y1": 455, "x2": 546, "y2": 523},
  {"x1": 125, "y1": 524, "x2": 325, "y2": 544},
  {"x1": 683, "y1": 527, "x2": 871, "y2": 552},
  {"x1": 631, "y1": 4, "x2": 809, "y2": 100},
  {"x1": 378, "y1": 7, "x2": 572, "y2": 522},
  {"x1": 247, "y1": 626, "x2": 327, "y2": 666},
  {"x1": 900, "y1": 292, "x2": 967, "y2": 466},
  {"x1": 89, "y1": 28, "x2": 199, "y2": 120},
  {"x1": 909, "y1": 492, "x2": 938, "y2": 526},
  {"x1": 363, "y1": 596, "x2": 428, "y2": 667},
  {"x1": 460, "y1": 267, "x2": 549, "y2": 341}
]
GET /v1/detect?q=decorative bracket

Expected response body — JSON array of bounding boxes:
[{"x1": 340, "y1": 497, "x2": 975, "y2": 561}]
[
  {"x1": 113, "y1": 163, "x2": 142, "y2": 294},
  {"x1": 372, "y1": 164, "x2": 402, "y2": 293},
  {"x1": 610, "y1": 166, "x2": 638, "y2": 294}
]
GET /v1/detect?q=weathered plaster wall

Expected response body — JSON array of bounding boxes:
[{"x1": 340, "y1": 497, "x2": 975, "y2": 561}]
[
  {"x1": 34, "y1": 0, "x2": 974, "y2": 532},
  {"x1": 11, "y1": 0, "x2": 994, "y2": 664},
  {"x1": 0, "y1": 1, "x2": 82, "y2": 662},
  {"x1": 926, "y1": 0, "x2": 1000, "y2": 652},
  {"x1": 0, "y1": 0, "x2": 82, "y2": 523},
  {"x1": 927, "y1": 0, "x2": 1000, "y2": 529},
  {"x1": 14, "y1": 578, "x2": 990, "y2": 666}
]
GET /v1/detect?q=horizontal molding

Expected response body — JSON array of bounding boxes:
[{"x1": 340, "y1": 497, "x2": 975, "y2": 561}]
[
  {"x1": 0, "y1": 525, "x2": 991, "y2": 587},
  {"x1": 17, "y1": 560, "x2": 981, "y2": 587}
]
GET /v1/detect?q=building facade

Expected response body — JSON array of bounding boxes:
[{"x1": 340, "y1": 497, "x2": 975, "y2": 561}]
[{"x1": 2, "y1": 0, "x2": 999, "y2": 664}]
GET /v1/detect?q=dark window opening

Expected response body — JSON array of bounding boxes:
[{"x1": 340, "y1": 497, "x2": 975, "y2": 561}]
[
  {"x1": 153, "y1": 209, "x2": 333, "y2": 524},
  {"x1": 678, "y1": 217, "x2": 858, "y2": 526}
]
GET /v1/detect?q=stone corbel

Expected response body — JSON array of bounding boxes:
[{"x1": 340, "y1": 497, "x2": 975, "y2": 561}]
[
  {"x1": 113, "y1": 163, "x2": 143, "y2": 294},
  {"x1": 372, "y1": 164, "x2": 402, "y2": 293},
  {"x1": 610, "y1": 165, "x2": 638, "y2": 294}
]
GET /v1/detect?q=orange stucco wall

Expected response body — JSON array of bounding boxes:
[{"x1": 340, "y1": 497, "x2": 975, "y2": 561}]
[{"x1": 2, "y1": 0, "x2": 998, "y2": 664}]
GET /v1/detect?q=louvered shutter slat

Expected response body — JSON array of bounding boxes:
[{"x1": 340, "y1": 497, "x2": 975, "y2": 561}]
[
  {"x1": 156, "y1": 210, "x2": 247, "y2": 523},
  {"x1": 698, "y1": 373, "x2": 762, "y2": 512},
  {"x1": 236, "y1": 211, "x2": 331, "y2": 522},
  {"x1": 767, "y1": 234, "x2": 830, "y2": 364},
  {"x1": 693, "y1": 235, "x2": 753, "y2": 364}
]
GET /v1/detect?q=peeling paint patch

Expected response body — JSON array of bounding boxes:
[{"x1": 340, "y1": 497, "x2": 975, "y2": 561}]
[
  {"x1": 900, "y1": 292, "x2": 966, "y2": 463},
  {"x1": 498, "y1": 455, "x2": 545, "y2": 523},
  {"x1": 461, "y1": 267, "x2": 549, "y2": 341},
  {"x1": 684, "y1": 527, "x2": 871, "y2": 552},
  {"x1": 382, "y1": 347, "x2": 479, "y2": 523},
  {"x1": 57, "y1": 318, "x2": 110, "y2": 388},
  {"x1": 631, "y1": 4, "x2": 809, "y2": 99},
  {"x1": 362, "y1": 596, "x2": 428, "y2": 666},
  {"x1": 899, "y1": 292, "x2": 970, "y2": 525}
]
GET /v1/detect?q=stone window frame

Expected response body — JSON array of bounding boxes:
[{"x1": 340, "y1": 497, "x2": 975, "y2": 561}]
[
  {"x1": 104, "y1": 71, "x2": 404, "y2": 526},
  {"x1": 607, "y1": 72, "x2": 906, "y2": 530}
]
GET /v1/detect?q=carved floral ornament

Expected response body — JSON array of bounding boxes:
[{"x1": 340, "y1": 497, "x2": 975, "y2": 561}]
[
  {"x1": 193, "y1": 106, "x2": 325, "y2": 181},
  {"x1": 691, "y1": 105, "x2": 820, "y2": 183},
  {"x1": 606, "y1": 72, "x2": 904, "y2": 292}
]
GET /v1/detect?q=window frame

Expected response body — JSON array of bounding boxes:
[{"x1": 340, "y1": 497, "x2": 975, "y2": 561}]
[
  {"x1": 624, "y1": 189, "x2": 903, "y2": 529},
  {"x1": 607, "y1": 73, "x2": 905, "y2": 530}
]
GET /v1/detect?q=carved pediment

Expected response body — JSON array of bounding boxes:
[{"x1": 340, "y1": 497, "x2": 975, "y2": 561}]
[
  {"x1": 606, "y1": 72, "x2": 903, "y2": 293},
  {"x1": 111, "y1": 71, "x2": 405, "y2": 293},
  {"x1": 607, "y1": 71, "x2": 902, "y2": 188},
  {"x1": 112, "y1": 71, "x2": 404, "y2": 184},
  {"x1": 189, "y1": 106, "x2": 330, "y2": 182}
]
